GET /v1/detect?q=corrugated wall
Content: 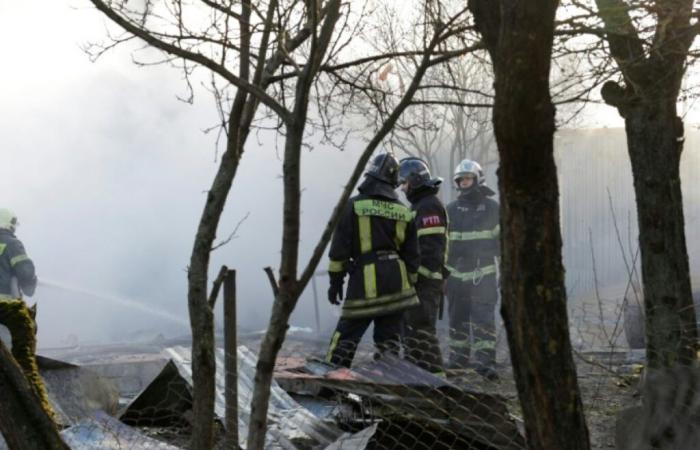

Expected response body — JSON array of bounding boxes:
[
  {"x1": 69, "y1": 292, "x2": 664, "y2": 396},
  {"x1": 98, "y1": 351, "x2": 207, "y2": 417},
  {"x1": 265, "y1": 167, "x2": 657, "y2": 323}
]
[{"x1": 556, "y1": 127, "x2": 700, "y2": 300}]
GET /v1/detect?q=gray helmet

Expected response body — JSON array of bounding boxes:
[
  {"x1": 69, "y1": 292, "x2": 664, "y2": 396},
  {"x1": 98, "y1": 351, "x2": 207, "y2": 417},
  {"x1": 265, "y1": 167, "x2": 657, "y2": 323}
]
[
  {"x1": 453, "y1": 159, "x2": 484, "y2": 188},
  {"x1": 399, "y1": 157, "x2": 442, "y2": 192},
  {"x1": 365, "y1": 153, "x2": 400, "y2": 187}
]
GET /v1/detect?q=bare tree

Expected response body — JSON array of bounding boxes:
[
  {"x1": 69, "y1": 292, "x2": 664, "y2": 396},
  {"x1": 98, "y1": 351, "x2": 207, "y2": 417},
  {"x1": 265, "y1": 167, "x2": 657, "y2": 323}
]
[
  {"x1": 390, "y1": 55, "x2": 497, "y2": 188},
  {"x1": 87, "y1": 1, "x2": 475, "y2": 449},
  {"x1": 591, "y1": 0, "x2": 699, "y2": 368},
  {"x1": 467, "y1": 1, "x2": 591, "y2": 449},
  {"x1": 0, "y1": 342, "x2": 68, "y2": 449},
  {"x1": 550, "y1": 0, "x2": 699, "y2": 368},
  {"x1": 86, "y1": 1, "x2": 346, "y2": 447},
  {"x1": 247, "y1": 3, "x2": 476, "y2": 447},
  {"x1": 384, "y1": 0, "x2": 616, "y2": 198}
]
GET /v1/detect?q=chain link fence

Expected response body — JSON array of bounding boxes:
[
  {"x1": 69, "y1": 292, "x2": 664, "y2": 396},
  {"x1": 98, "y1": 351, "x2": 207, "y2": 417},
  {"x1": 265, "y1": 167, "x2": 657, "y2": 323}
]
[{"x1": 2, "y1": 280, "x2": 699, "y2": 449}]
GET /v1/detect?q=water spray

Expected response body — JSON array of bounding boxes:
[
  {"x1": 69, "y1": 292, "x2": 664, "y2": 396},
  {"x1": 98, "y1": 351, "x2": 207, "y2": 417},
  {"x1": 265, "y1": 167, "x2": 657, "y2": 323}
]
[{"x1": 38, "y1": 279, "x2": 189, "y2": 327}]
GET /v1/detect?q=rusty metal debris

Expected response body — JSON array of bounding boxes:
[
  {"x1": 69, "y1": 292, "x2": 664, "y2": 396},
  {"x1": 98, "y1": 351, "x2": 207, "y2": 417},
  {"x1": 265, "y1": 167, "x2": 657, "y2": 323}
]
[
  {"x1": 2, "y1": 337, "x2": 527, "y2": 449},
  {"x1": 62, "y1": 410, "x2": 182, "y2": 449},
  {"x1": 275, "y1": 355, "x2": 527, "y2": 450},
  {"x1": 122, "y1": 345, "x2": 344, "y2": 449}
]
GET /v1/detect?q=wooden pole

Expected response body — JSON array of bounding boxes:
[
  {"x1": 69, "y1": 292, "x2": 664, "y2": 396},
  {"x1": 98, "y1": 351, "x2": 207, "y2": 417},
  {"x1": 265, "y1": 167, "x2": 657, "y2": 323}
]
[
  {"x1": 311, "y1": 275, "x2": 321, "y2": 336},
  {"x1": 223, "y1": 269, "x2": 238, "y2": 450}
]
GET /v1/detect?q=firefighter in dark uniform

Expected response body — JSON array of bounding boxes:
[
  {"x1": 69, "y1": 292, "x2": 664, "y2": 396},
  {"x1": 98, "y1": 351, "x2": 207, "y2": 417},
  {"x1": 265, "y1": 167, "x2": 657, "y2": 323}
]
[
  {"x1": 445, "y1": 160, "x2": 500, "y2": 380},
  {"x1": 0, "y1": 208, "x2": 53, "y2": 414},
  {"x1": 398, "y1": 157, "x2": 447, "y2": 376},
  {"x1": 326, "y1": 153, "x2": 420, "y2": 368}
]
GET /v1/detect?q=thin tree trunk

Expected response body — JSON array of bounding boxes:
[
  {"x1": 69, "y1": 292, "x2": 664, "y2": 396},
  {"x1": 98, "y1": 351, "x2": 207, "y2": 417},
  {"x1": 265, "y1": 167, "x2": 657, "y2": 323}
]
[
  {"x1": 247, "y1": 290, "x2": 296, "y2": 449},
  {"x1": 595, "y1": 0, "x2": 698, "y2": 370},
  {"x1": 246, "y1": 20, "x2": 444, "y2": 450},
  {"x1": 0, "y1": 342, "x2": 68, "y2": 450},
  {"x1": 247, "y1": 115, "x2": 305, "y2": 450},
  {"x1": 189, "y1": 1, "x2": 254, "y2": 444},
  {"x1": 189, "y1": 82, "x2": 250, "y2": 450},
  {"x1": 469, "y1": 1, "x2": 590, "y2": 448},
  {"x1": 625, "y1": 103, "x2": 697, "y2": 368},
  {"x1": 188, "y1": 138, "x2": 243, "y2": 450}
]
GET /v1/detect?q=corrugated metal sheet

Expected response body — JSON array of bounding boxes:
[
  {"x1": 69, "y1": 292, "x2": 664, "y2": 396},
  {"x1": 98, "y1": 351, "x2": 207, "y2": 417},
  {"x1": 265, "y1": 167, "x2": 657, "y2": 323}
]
[
  {"x1": 554, "y1": 128, "x2": 700, "y2": 349},
  {"x1": 62, "y1": 410, "x2": 181, "y2": 449},
  {"x1": 275, "y1": 355, "x2": 526, "y2": 450},
  {"x1": 556, "y1": 128, "x2": 700, "y2": 299},
  {"x1": 124, "y1": 345, "x2": 343, "y2": 449},
  {"x1": 323, "y1": 424, "x2": 377, "y2": 450},
  {"x1": 38, "y1": 356, "x2": 120, "y2": 427}
]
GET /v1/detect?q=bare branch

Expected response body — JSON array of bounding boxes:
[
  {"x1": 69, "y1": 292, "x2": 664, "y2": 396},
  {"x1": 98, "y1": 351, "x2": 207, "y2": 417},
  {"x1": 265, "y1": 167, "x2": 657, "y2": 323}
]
[
  {"x1": 211, "y1": 211, "x2": 251, "y2": 251},
  {"x1": 263, "y1": 266, "x2": 279, "y2": 297},
  {"x1": 89, "y1": 0, "x2": 292, "y2": 121}
]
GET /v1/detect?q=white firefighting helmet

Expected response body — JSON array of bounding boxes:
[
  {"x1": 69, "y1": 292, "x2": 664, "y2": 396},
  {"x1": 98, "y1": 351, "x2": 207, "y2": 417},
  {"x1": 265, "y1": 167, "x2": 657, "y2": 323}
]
[
  {"x1": 453, "y1": 159, "x2": 484, "y2": 188},
  {"x1": 0, "y1": 209, "x2": 18, "y2": 232}
]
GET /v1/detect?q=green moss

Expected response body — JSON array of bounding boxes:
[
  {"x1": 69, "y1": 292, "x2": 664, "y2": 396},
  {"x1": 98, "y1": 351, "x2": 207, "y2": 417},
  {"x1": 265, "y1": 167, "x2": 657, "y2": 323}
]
[{"x1": 0, "y1": 300, "x2": 55, "y2": 420}]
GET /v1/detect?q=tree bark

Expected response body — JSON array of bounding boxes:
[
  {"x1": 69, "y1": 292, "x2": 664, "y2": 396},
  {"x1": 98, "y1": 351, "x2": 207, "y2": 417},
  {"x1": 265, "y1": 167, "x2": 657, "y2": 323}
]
[
  {"x1": 245, "y1": 8, "x2": 468, "y2": 446},
  {"x1": 469, "y1": 1, "x2": 590, "y2": 449},
  {"x1": 247, "y1": 116, "x2": 306, "y2": 450},
  {"x1": 625, "y1": 102, "x2": 696, "y2": 368},
  {"x1": 246, "y1": 0, "x2": 342, "y2": 445},
  {"x1": 0, "y1": 342, "x2": 68, "y2": 450},
  {"x1": 188, "y1": 140, "x2": 242, "y2": 450},
  {"x1": 594, "y1": 0, "x2": 698, "y2": 369},
  {"x1": 84, "y1": 2, "x2": 314, "y2": 448}
]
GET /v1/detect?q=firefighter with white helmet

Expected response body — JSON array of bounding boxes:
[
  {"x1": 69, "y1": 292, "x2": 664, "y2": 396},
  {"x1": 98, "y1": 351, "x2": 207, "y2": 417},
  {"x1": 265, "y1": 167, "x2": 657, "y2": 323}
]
[
  {"x1": 0, "y1": 208, "x2": 52, "y2": 414},
  {"x1": 445, "y1": 160, "x2": 500, "y2": 380}
]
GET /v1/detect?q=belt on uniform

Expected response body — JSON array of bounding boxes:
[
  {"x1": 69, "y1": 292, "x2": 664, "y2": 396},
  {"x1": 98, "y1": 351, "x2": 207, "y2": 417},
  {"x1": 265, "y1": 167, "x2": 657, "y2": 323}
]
[{"x1": 355, "y1": 250, "x2": 400, "y2": 265}]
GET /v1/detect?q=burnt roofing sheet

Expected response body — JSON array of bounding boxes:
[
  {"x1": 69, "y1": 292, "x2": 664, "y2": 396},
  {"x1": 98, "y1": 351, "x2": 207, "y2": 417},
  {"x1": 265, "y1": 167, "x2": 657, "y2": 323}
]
[{"x1": 123, "y1": 345, "x2": 343, "y2": 449}]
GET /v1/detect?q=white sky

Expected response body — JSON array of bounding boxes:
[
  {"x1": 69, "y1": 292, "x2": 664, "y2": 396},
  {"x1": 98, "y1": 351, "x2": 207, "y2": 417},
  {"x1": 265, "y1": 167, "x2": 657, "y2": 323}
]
[{"x1": 1, "y1": 0, "x2": 369, "y2": 347}]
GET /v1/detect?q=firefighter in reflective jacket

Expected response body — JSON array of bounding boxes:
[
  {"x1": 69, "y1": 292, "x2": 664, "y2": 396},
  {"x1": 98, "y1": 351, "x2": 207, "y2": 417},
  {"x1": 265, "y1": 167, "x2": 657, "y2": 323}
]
[
  {"x1": 326, "y1": 153, "x2": 420, "y2": 368},
  {"x1": 0, "y1": 208, "x2": 53, "y2": 414},
  {"x1": 445, "y1": 160, "x2": 500, "y2": 379},
  {"x1": 398, "y1": 157, "x2": 447, "y2": 375}
]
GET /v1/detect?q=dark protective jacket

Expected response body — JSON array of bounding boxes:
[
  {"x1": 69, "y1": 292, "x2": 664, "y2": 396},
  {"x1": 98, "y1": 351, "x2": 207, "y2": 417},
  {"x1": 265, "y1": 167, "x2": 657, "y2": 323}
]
[
  {"x1": 0, "y1": 229, "x2": 37, "y2": 299},
  {"x1": 328, "y1": 179, "x2": 420, "y2": 319},
  {"x1": 445, "y1": 188, "x2": 500, "y2": 282},
  {"x1": 407, "y1": 186, "x2": 448, "y2": 282}
]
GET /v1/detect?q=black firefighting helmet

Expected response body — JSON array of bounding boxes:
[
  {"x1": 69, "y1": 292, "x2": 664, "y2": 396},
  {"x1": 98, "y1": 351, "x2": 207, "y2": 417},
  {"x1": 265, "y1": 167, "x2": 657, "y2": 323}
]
[
  {"x1": 365, "y1": 153, "x2": 400, "y2": 187},
  {"x1": 398, "y1": 157, "x2": 442, "y2": 192}
]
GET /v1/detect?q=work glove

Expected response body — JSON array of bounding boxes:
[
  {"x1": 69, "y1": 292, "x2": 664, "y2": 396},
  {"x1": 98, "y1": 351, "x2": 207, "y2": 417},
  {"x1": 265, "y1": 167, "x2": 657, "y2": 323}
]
[{"x1": 328, "y1": 273, "x2": 345, "y2": 305}]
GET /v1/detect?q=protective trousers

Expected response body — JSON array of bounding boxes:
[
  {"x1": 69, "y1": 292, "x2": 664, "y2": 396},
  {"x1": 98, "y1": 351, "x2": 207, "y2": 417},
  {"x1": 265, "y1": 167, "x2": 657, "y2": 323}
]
[
  {"x1": 0, "y1": 299, "x2": 53, "y2": 417},
  {"x1": 403, "y1": 279, "x2": 445, "y2": 375},
  {"x1": 326, "y1": 312, "x2": 403, "y2": 368},
  {"x1": 446, "y1": 274, "x2": 498, "y2": 369}
]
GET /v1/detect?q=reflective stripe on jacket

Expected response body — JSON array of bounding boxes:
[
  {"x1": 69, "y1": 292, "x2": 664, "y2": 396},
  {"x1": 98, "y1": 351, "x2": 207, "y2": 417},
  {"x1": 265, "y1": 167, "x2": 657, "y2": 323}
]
[
  {"x1": 0, "y1": 230, "x2": 36, "y2": 298},
  {"x1": 446, "y1": 191, "x2": 500, "y2": 276},
  {"x1": 409, "y1": 189, "x2": 448, "y2": 282},
  {"x1": 328, "y1": 194, "x2": 419, "y2": 319}
]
